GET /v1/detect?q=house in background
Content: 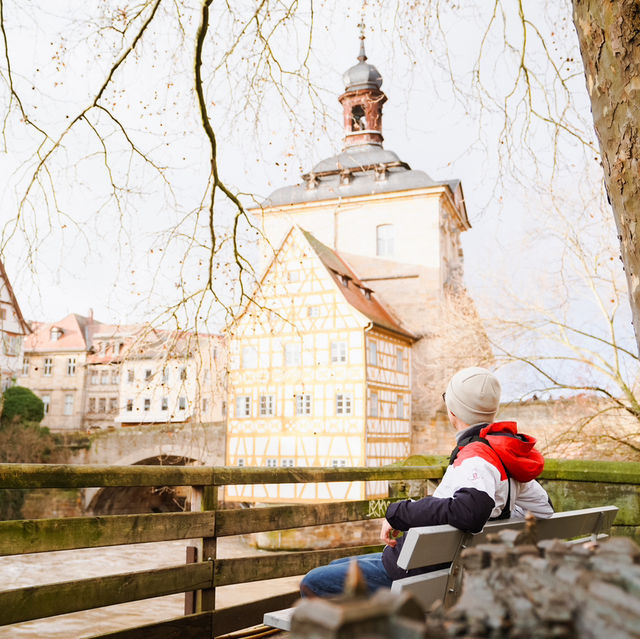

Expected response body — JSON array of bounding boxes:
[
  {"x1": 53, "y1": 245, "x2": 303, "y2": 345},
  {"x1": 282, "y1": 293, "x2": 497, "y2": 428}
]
[
  {"x1": 0, "y1": 259, "x2": 30, "y2": 391},
  {"x1": 226, "y1": 227, "x2": 415, "y2": 503},
  {"x1": 84, "y1": 324, "x2": 141, "y2": 430},
  {"x1": 116, "y1": 330, "x2": 225, "y2": 427},
  {"x1": 18, "y1": 314, "x2": 226, "y2": 431},
  {"x1": 17, "y1": 313, "x2": 105, "y2": 430}
]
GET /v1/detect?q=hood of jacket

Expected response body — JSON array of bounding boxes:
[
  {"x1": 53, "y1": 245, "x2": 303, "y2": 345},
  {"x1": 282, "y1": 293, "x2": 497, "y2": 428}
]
[{"x1": 479, "y1": 421, "x2": 545, "y2": 482}]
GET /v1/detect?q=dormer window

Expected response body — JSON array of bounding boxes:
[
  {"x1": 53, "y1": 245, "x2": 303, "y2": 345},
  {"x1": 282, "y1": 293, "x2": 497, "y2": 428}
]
[
  {"x1": 339, "y1": 274, "x2": 351, "y2": 287},
  {"x1": 50, "y1": 327, "x2": 63, "y2": 341}
]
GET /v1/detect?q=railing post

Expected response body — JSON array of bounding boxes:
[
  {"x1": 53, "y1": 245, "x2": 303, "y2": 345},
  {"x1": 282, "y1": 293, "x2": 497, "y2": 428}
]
[{"x1": 190, "y1": 483, "x2": 218, "y2": 615}]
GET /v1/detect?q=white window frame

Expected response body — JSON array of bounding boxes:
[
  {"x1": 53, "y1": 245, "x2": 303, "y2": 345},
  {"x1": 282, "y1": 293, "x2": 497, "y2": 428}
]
[
  {"x1": 126, "y1": 399, "x2": 134, "y2": 412},
  {"x1": 281, "y1": 458, "x2": 295, "y2": 467},
  {"x1": 42, "y1": 395, "x2": 50, "y2": 415},
  {"x1": 367, "y1": 340, "x2": 377, "y2": 366},
  {"x1": 295, "y1": 393, "x2": 312, "y2": 415},
  {"x1": 127, "y1": 369, "x2": 134, "y2": 383},
  {"x1": 101, "y1": 370, "x2": 109, "y2": 385},
  {"x1": 143, "y1": 398, "x2": 151, "y2": 412},
  {"x1": 43, "y1": 357, "x2": 52, "y2": 376},
  {"x1": 307, "y1": 306, "x2": 321, "y2": 318},
  {"x1": 178, "y1": 396, "x2": 187, "y2": 410},
  {"x1": 236, "y1": 395, "x2": 251, "y2": 418},
  {"x1": 396, "y1": 395, "x2": 404, "y2": 419},
  {"x1": 161, "y1": 397, "x2": 168, "y2": 411},
  {"x1": 284, "y1": 343, "x2": 301, "y2": 367},
  {"x1": 259, "y1": 394, "x2": 275, "y2": 416},
  {"x1": 241, "y1": 346, "x2": 258, "y2": 369},
  {"x1": 376, "y1": 223, "x2": 395, "y2": 257},
  {"x1": 22, "y1": 357, "x2": 29, "y2": 375},
  {"x1": 369, "y1": 391, "x2": 379, "y2": 417},
  {"x1": 396, "y1": 347, "x2": 404, "y2": 372},
  {"x1": 266, "y1": 458, "x2": 278, "y2": 468},
  {"x1": 331, "y1": 341, "x2": 347, "y2": 364},
  {"x1": 332, "y1": 459, "x2": 347, "y2": 467},
  {"x1": 98, "y1": 397, "x2": 106, "y2": 413},
  {"x1": 63, "y1": 394, "x2": 74, "y2": 415},
  {"x1": 336, "y1": 393, "x2": 352, "y2": 415}
]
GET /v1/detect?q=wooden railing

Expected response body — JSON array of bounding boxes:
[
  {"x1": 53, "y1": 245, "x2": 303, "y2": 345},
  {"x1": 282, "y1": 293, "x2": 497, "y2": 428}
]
[
  {"x1": 1, "y1": 460, "x2": 639, "y2": 638},
  {"x1": 0, "y1": 463, "x2": 446, "y2": 638}
]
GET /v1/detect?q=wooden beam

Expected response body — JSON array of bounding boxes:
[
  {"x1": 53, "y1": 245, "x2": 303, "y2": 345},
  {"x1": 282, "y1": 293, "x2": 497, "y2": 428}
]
[
  {"x1": 0, "y1": 511, "x2": 215, "y2": 556},
  {"x1": 85, "y1": 612, "x2": 213, "y2": 639},
  {"x1": 0, "y1": 562, "x2": 214, "y2": 625},
  {"x1": 213, "y1": 545, "x2": 383, "y2": 586},
  {"x1": 211, "y1": 591, "x2": 300, "y2": 636},
  {"x1": 0, "y1": 463, "x2": 444, "y2": 489},
  {"x1": 215, "y1": 499, "x2": 383, "y2": 536}
]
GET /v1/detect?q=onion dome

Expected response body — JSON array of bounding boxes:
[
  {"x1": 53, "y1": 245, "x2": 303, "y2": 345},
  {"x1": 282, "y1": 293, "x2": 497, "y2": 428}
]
[{"x1": 343, "y1": 37, "x2": 383, "y2": 92}]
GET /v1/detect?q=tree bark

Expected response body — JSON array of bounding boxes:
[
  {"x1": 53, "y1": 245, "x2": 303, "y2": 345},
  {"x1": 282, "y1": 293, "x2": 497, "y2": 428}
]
[{"x1": 573, "y1": 0, "x2": 640, "y2": 355}]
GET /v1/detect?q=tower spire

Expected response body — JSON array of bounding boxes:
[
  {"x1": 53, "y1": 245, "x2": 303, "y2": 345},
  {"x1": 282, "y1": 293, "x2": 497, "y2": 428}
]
[
  {"x1": 357, "y1": 21, "x2": 367, "y2": 62},
  {"x1": 339, "y1": 28, "x2": 387, "y2": 149}
]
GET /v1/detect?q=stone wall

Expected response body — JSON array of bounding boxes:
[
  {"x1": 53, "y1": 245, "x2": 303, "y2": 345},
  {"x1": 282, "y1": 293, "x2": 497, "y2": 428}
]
[{"x1": 412, "y1": 395, "x2": 640, "y2": 461}]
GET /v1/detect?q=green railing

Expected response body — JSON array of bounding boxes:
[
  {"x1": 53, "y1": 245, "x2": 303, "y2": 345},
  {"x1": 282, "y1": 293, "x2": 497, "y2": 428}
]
[{"x1": 0, "y1": 459, "x2": 638, "y2": 638}]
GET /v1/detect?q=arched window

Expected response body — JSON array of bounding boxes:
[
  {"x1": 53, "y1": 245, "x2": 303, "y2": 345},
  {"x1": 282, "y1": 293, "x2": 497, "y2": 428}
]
[
  {"x1": 351, "y1": 104, "x2": 367, "y2": 131},
  {"x1": 376, "y1": 224, "x2": 394, "y2": 257}
]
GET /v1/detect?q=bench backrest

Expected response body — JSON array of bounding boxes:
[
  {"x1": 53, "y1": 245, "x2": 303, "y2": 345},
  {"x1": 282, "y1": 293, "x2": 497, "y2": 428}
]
[{"x1": 396, "y1": 505, "x2": 619, "y2": 570}]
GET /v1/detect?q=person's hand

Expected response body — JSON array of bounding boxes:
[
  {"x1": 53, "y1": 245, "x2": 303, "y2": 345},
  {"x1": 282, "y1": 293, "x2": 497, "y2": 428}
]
[{"x1": 380, "y1": 519, "x2": 400, "y2": 547}]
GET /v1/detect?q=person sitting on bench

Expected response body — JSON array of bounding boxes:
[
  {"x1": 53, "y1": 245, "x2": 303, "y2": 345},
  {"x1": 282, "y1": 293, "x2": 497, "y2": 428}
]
[{"x1": 300, "y1": 366, "x2": 554, "y2": 597}]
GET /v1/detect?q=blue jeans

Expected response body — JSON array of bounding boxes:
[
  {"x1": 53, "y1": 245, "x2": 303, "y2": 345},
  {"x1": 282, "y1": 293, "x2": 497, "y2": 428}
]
[{"x1": 300, "y1": 553, "x2": 392, "y2": 597}]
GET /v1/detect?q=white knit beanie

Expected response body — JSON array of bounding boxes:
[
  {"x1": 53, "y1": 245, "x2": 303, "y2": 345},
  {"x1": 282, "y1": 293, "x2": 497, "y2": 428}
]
[{"x1": 445, "y1": 367, "x2": 501, "y2": 426}]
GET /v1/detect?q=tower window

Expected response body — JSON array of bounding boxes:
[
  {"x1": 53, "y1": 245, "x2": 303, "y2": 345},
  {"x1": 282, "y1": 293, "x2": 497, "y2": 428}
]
[
  {"x1": 351, "y1": 104, "x2": 367, "y2": 131},
  {"x1": 376, "y1": 224, "x2": 395, "y2": 257}
]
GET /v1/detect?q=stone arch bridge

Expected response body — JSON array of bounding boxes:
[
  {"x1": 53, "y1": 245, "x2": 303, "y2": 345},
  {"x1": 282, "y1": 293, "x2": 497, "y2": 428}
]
[{"x1": 68, "y1": 421, "x2": 226, "y2": 514}]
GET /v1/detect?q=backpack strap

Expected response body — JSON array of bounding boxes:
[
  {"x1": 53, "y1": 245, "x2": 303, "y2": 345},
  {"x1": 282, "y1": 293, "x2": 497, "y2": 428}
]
[{"x1": 449, "y1": 429, "x2": 512, "y2": 520}]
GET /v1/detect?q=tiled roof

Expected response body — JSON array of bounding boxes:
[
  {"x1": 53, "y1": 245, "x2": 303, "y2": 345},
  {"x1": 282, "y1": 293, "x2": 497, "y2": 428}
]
[
  {"x1": 24, "y1": 314, "x2": 103, "y2": 352},
  {"x1": 301, "y1": 229, "x2": 415, "y2": 340}
]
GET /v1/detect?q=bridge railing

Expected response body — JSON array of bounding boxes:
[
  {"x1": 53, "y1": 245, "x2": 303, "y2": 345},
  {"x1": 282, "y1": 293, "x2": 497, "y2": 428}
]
[
  {"x1": 1, "y1": 460, "x2": 639, "y2": 638},
  {"x1": 0, "y1": 463, "x2": 446, "y2": 638}
]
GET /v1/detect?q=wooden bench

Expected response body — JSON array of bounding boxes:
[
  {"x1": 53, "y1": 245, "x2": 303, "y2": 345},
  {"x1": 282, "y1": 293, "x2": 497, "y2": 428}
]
[{"x1": 263, "y1": 505, "x2": 618, "y2": 631}]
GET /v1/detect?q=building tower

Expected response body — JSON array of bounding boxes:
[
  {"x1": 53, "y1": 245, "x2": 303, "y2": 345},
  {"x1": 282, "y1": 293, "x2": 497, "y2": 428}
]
[{"x1": 242, "y1": 34, "x2": 489, "y2": 467}]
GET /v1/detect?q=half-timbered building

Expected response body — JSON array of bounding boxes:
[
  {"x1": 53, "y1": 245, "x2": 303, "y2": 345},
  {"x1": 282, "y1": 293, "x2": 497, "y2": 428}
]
[{"x1": 226, "y1": 227, "x2": 415, "y2": 501}]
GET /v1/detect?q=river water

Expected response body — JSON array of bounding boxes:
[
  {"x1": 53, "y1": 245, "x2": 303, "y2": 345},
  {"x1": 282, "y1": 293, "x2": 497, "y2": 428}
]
[{"x1": 0, "y1": 537, "x2": 300, "y2": 638}]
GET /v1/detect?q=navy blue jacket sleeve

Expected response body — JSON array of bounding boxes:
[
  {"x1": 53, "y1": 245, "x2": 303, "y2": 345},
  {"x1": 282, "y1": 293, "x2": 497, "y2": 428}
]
[{"x1": 385, "y1": 487, "x2": 495, "y2": 534}]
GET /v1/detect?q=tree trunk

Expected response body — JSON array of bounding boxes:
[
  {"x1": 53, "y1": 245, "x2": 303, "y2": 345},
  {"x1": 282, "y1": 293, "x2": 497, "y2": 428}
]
[{"x1": 572, "y1": 0, "x2": 640, "y2": 355}]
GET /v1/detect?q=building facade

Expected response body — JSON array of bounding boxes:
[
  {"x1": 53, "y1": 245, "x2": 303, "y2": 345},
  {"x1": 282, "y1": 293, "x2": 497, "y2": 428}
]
[
  {"x1": 0, "y1": 260, "x2": 30, "y2": 391},
  {"x1": 226, "y1": 227, "x2": 414, "y2": 502},
  {"x1": 116, "y1": 330, "x2": 225, "y2": 427},
  {"x1": 17, "y1": 313, "x2": 100, "y2": 430},
  {"x1": 232, "y1": 36, "x2": 489, "y2": 482},
  {"x1": 18, "y1": 316, "x2": 226, "y2": 431}
]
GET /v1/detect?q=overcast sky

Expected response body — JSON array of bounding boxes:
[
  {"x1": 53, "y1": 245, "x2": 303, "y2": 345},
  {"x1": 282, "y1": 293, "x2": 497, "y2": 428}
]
[{"x1": 0, "y1": 1, "x2": 634, "y2": 396}]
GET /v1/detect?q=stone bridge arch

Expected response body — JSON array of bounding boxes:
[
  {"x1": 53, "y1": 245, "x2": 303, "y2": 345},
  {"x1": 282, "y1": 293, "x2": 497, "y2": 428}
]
[{"x1": 76, "y1": 422, "x2": 226, "y2": 514}]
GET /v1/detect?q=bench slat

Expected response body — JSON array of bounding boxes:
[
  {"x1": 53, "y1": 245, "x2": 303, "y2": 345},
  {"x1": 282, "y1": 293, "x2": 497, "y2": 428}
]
[
  {"x1": 390, "y1": 568, "x2": 449, "y2": 611},
  {"x1": 263, "y1": 607, "x2": 295, "y2": 632},
  {"x1": 398, "y1": 506, "x2": 618, "y2": 570}
]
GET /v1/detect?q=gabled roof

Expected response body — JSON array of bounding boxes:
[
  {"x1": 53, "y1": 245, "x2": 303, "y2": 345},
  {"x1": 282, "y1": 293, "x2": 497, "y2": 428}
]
[
  {"x1": 25, "y1": 313, "x2": 105, "y2": 352},
  {"x1": 300, "y1": 229, "x2": 415, "y2": 340},
  {"x1": 0, "y1": 258, "x2": 30, "y2": 334}
]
